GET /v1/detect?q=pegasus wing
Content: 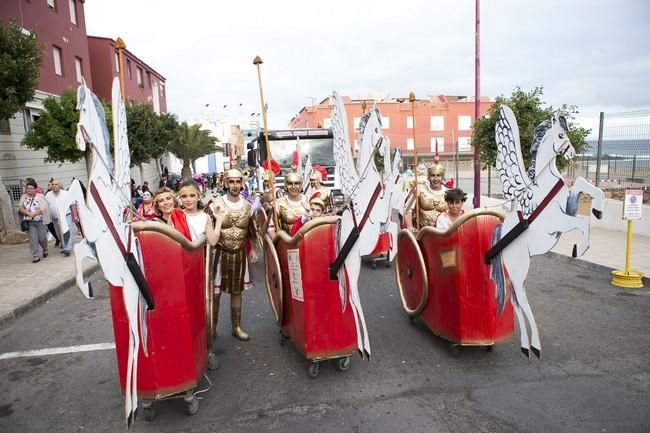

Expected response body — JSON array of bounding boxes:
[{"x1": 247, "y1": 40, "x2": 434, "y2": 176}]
[
  {"x1": 495, "y1": 105, "x2": 533, "y2": 210},
  {"x1": 301, "y1": 155, "x2": 312, "y2": 194},
  {"x1": 112, "y1": 78, "x2": 132, "y2": 211},
  {"x1": 331, "y1": 91, "x2": 359, "y2": 202}
]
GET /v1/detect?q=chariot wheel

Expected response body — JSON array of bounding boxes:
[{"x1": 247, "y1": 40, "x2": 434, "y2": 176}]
[
  {"x1": 204, "y1": 244, "x2": 216, "y2": 349},
  {"x1": 336, "y1": 356, "x2": 351, "y2": 372},
  {"x1": 185, "y1": 397, "x2": 199, "y2": 416},
  {"x1": 395, "y1": 229, "x2": 428, "y2": 317},
  {"x1": 142, "y1": 401, "x2": 155, "y2": 422},
  {"x1": 263, "y1": 234, "x2": 283, "y2": 324},
  {"x1": 308, "y1": 362, "x2": 320, "y2": 378}
]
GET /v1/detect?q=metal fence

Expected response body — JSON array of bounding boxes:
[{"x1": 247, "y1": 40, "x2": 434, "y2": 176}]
[{"x1": 569, "y1": 110, "x2": 650, "y2": 191}]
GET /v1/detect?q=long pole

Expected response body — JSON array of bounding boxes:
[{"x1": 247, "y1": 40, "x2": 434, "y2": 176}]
[
  {"x1": 473, "y1": 0, "x2": 481, "y2": 208},
  {"x1": 115, "y1": 37, "x2": 127, "y2": 171},
  {"x1": 409, "y1": 91, "x2": 419, "y2": 231},
  {"x1": 253, "y1": 55, "x2": 279, "y2": 231}
]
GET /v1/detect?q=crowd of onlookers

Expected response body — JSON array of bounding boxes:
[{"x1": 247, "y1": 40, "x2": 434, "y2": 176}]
[{"x1": 18, "y1": 178, "x2": 82, "y2": 263}]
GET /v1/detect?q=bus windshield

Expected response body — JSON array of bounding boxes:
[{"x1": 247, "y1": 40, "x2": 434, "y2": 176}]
[{"x1": 268, "y1": 137, "x2": 334, "y2": 167}]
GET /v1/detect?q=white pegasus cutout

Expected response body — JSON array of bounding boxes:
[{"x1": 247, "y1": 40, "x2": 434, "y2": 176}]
[
  {"x1": 301, "y1": 154, "x2": 312, "y2": 194},
  {"x1": 330, "y1": 91, "x2": 402, "y2": 359},
  {"x1": 488, "y1": 105, "x2": 604, "y2": 359},
  {"x1": 56, "y1": 78, "x2": 152, "y2": 426}
]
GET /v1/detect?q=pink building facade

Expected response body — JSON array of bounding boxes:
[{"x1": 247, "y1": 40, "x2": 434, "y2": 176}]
[
  {"x1": 290, "y1": 95, "x2": 492, "y2": 166},
  {"x1": 87, "y1": 37, "x2": 167, "y2": 113}
]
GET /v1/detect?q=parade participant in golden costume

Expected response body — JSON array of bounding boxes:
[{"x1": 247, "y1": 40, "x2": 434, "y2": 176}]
[
  {"x1": 274, "y1": 172, "x2": 309, "y2": 233},
  {"x1": 211, "y1": 169, "x2": 258, "y2": 341},
  {"x1": 405, "y1": 162, "x2": 448, "y2": 230},
  {"x1": 305, "y1": 165, "x2": 332, "y2": 212}
]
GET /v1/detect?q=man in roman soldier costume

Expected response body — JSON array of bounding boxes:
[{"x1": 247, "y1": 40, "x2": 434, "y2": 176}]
[
  {"x1": 211, "y1": 169, "x2": 258, "y2": 341},
  {"x1": 305, "y1": 165, "x2": 332, "y2": 213},
  {"x1": 274, "y1": 172, "x2": 309, "y2": 233},
  {"x1": 404, "y1": 161, "x2": 448, "y2": 230},
  {"x1": 260, "y1": 160, "x2": 282, "y2": 208}
]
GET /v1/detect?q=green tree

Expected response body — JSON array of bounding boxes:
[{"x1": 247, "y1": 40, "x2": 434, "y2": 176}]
[
  {"x1": 168, "y1": 122, "x2": 220, "y2": 180},
  {"x1": 151, "y1": 111, "x2": 180, "y2": 178},
  {"x1": 472, "y1": 86, "x2": 590, "y2": 171},
  {"x1": 125, "y1": 102, "x2": 158, "y2": 181},
  {"x1": 21, "y1": 88, "x2": 112, "y2": 174},
  {"x1": 0, "y1": 19, "x2": 42, "y2": 120}
]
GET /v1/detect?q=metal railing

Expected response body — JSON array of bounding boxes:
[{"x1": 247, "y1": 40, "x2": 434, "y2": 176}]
[{"x1": 569, "y1": 110, "x2": 650, "y2": 192}]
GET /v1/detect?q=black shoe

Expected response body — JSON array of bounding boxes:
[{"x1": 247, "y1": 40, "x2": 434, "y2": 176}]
[
  {"x1": 54, "y1": 241, "x2": 60, "y2": 247},
  {"x1": 43, "y1": 250, "x2": 48, "y2": 258},
  {"x1": 32, "y1": 257, "x2": 40, "y2": 263},
  {"x1": 63, "y1": 250, "x2": 71, "y2": 257}
]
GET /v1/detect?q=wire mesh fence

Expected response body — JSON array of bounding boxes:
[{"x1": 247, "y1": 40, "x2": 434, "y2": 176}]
[{"x1": 568, "y1": 110, "x2": 650, "y2": 197}]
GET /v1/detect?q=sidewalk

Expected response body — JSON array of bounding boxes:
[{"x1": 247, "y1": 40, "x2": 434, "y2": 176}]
[
  {"x1": 0, "y1": 232, "x2": 97, "y2": 326},
  {"x1": 0, "y1": 211, "x2": 647, "y2": 327}
]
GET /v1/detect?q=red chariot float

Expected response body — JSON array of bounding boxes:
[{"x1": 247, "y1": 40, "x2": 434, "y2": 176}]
[
  {"x1": 395, "y1": 209, "x2": 514, "y2": 353},
  {"x1": 264, "y1": 216, "x2": 357, "y2": 377},
  {"x1": 109, "y1": 221, "x2": 214, "y2": 420}
]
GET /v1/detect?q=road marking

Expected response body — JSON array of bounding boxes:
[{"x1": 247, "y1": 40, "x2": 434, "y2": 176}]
[{"x1": 0, "y1": 342, "x2": 115, "y2": 360}]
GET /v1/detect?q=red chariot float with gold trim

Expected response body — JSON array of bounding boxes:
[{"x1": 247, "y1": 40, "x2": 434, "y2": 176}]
[
  {"x1": 395, "y1": 209, "x2": 514, "y2": 353},
  {"x1": 263, "y1": 216, "x2": 357, "y2": 378}
]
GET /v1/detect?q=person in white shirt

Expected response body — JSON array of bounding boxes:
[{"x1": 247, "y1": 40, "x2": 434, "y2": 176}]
[
  {"x1": 45, "y1": 179, "x2": 73, "y2": 256},
  {"x1": 436, "y1": 188, "x2": 467, "y2": 231},
  {"x1": 178, "y1": 181, "x2": 218, "y2": 245}
]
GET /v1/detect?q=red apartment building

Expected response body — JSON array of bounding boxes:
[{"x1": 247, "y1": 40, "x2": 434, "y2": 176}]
[
  {"x1": 87, "y1": 36, "x2": 167, "y2": 113},
  {"x1": 1, "y1": 0, "x2": 168, "y2": 201},
  {"x1": 290, "y1": 94, "x2": 492, "y2": 166}
]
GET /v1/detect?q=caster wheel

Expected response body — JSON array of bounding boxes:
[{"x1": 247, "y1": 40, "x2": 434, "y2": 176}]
[
  {"x1": 279, "y1": 331, "x2": 288, "y2": 346},
  {"x1": 185, "y1": 397, "x2": 199, "y2": 416},
  {"x1": 207, "y1": 352, "x2": 221, "y2": 370},
  {"x1": 385, "y1": 260, "x2": 391, "y2": 268},
  {"x1": 448, "y1": 342, "x2": 460, "y2": 356},
  {"x1": 372, "y1": 262, "x2": 377, "y2": 269},
  {"x1": 336, "y1": 356, "x2": 351, "y2": 372},
  {"x1": 308, "y1": 362, "x2": 320, "y2": 378},
  {"x1": 408, "y1": 315, "x2": 416, "y2": 325},
  {"x1": 143, "y1": 405, "x2": 155, "y2": 422},
  {"x1": 486, "y1": 345, "x2": 494, "y2": 353}
]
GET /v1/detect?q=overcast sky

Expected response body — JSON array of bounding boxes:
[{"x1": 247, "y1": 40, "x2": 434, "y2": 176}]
[{"x1": 84, "y1": 0, "x2": 649, "y2": 137}]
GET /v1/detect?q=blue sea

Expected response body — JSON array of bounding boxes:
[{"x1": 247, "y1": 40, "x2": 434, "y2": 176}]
[{"x1": 582, "y1": 139, "x2": 650, "y2": 169}]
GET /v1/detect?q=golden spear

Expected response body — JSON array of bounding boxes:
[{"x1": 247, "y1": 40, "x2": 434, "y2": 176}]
[
  {"x1": 409, "y1": 91, "x2": 419, "y2": 231},
  {"x1": 253, "y1": 55, "x2": 279, "y2": 231}
]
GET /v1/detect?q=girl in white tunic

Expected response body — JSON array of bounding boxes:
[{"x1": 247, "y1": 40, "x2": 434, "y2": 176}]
[{"x1": 178, "y1": 181, "x2": 218, "y2": 245}]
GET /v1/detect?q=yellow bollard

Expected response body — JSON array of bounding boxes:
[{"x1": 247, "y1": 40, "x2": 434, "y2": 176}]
[{"x1": 611, "y1": 219, "x2": 644, "y2": 288}]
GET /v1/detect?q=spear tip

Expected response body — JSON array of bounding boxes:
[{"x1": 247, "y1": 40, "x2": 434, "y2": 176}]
[
  {"x1": 408, "y1": 91, "x2": 416, "y2": 102},
  {"x1": 115, "y1": 37, "x2": 126, "y2": 50},
  {"x1": 253, "y1": 55, "x2": 263, "y2": 65}
]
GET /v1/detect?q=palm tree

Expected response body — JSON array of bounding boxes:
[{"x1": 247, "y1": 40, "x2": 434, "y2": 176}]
[{"x1": 168, "y1": 122, "x2": 221, "y2": 180}]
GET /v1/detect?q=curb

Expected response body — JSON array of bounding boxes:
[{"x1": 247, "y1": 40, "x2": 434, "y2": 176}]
[
  {"x1": 547, "y1": 252, "x2": 649, "y2": 286},
  {"x1": 0, "y1": 264, "x2": 100, "y2": 328}
]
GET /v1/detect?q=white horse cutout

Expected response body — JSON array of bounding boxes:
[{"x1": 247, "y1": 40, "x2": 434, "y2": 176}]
[
  {"x1": 488, "y1": 105, "x2": 604, "y2": 359},
  {"x1": 330, "y1": 91, "x2": 402, "y2": 359},
  {"x1": 56, "y1": 78, "x2": 151, "y2": 426}
]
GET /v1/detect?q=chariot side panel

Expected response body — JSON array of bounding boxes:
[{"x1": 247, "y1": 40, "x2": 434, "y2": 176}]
[
  {"x1": 417, "y1": 211, "x2": 514, "y2": 346},
  {"x1": 110, "y1": 229, "x2": 207, "y2": 399},
  {"x1": 275, "y1": 221, "x2": 357, "y2": 360}
]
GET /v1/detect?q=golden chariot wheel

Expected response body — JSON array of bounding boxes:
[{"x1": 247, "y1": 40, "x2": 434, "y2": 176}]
[
  {"x1": 395, "y1": 229, "x2": 428, "y2": 317},
  {"x1": 263, "y1": 234, "x2": 283, "y2": 325}
]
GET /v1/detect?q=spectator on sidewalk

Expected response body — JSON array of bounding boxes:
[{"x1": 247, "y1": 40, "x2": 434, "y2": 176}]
[
  {"x1": 45, "y1": 179, "x2": 73, "y2": 256},
  {"x1": 19, "y1": 179, "x2": 50, "y2": 263},
  {"x1": 45, "y1": 178, "x2": 61, "y2": 247}
]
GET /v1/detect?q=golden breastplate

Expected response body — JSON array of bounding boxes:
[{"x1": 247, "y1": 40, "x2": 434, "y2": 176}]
[
  {"x1": 216, "y1": 198, "x2": 252, "y2": 252},
  {"x1": 418, "y1": 187, "x2": 448, "y2": 226},
  {"x1": 277, "y1": 197, "x2": 307, "y2": 232}
]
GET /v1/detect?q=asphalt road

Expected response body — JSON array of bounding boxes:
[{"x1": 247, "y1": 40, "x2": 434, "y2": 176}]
[{"x1": 1, "y1": 254, "x2": 649, "y2": 433}]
